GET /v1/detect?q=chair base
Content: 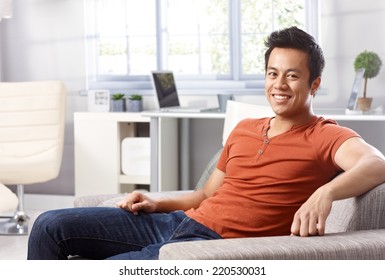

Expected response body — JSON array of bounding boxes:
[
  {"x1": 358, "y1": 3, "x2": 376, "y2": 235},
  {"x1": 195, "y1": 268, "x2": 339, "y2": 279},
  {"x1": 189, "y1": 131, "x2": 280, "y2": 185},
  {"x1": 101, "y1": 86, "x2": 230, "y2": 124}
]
[{"x1": 0, "y1": 211, "x2": 29, "y2": 235}]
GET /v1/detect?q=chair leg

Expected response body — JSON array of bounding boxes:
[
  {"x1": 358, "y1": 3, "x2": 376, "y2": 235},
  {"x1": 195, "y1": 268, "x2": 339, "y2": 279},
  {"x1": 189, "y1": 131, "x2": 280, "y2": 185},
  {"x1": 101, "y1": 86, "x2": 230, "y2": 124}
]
[{"x1": 0, "y1": 184, "x2": 30, "y2": 235}]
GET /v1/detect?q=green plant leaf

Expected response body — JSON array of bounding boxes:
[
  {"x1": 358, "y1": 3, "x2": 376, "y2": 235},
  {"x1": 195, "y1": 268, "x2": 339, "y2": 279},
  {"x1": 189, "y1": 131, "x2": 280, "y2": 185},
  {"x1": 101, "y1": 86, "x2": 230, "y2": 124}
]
[
  {"x1": 129, "y1": 94, "x2": 142, "y2": 100},
  {"x1": 354, "y1": 50, "x2": 382, "y2": 79},
  {"x1": 111, "y1": 93, "x2": 125, "y2": 100}
]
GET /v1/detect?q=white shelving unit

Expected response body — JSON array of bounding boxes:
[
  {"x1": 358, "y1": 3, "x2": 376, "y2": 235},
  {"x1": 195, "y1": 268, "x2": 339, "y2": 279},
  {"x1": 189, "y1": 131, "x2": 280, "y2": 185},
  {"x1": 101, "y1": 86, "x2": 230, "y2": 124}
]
[{"x1": 74, "y1": 112, "x2": 178, "y2": 197}]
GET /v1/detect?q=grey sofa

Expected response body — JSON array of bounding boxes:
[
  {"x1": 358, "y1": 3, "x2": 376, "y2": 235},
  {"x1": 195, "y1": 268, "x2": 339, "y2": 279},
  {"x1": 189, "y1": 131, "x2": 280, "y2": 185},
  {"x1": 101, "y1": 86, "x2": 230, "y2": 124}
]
[{"x1": 74, "y1": 150, "x2": 385, "y2": 259}]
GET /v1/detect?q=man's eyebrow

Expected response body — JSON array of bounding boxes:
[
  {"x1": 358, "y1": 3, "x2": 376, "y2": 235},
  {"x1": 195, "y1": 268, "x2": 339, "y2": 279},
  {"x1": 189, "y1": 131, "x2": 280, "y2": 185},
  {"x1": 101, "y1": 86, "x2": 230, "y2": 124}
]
[
  {"x1": 286, "y1": 68, "x2": 302, "y2": 73},
  {"x1": 266, "y1": 66, "x2": 302, "y2": 73}
]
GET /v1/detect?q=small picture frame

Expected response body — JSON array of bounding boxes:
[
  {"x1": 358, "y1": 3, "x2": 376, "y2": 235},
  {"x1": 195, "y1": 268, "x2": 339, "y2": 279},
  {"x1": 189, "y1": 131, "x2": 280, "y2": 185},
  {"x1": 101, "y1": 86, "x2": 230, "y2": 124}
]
[
  {"x1": 346, "y1": 68, "x2": 365, "y2": 111},
  {"x1": 88, "y1": 89, "x2": 110, "y2": 112}
]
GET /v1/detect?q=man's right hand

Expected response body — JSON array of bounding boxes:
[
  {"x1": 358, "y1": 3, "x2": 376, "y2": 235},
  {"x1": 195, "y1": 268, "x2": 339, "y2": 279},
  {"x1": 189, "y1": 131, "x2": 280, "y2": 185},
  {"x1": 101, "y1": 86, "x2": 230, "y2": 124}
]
[{"x1": 116, "y1": 191, "x2": 157, "y2": 215}]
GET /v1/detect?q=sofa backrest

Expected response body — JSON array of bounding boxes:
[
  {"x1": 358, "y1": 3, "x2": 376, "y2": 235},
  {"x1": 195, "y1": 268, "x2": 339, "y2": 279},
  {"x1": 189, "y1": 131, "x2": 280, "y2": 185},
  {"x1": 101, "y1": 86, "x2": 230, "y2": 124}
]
[
  {"x1": 194, "y1": 149, "x2": 223, "y2": 190},
  {"x1": 326, "y1": 183, "x2": 385, "y2": 233}
]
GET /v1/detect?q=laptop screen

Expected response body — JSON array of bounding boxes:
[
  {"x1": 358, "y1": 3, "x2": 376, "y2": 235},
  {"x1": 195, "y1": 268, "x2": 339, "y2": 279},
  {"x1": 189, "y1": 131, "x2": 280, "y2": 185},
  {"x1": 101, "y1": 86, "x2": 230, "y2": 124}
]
[{"x1": 151, "y1": 71, "x2": 180, "y2": 108}]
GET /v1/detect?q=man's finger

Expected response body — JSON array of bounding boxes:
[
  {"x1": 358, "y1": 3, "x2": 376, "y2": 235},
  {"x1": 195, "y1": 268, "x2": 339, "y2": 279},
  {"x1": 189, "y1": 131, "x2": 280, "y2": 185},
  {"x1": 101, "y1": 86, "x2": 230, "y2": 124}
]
[{"x1": 290, "y1": 214, "x2": 300, "y2": 236}]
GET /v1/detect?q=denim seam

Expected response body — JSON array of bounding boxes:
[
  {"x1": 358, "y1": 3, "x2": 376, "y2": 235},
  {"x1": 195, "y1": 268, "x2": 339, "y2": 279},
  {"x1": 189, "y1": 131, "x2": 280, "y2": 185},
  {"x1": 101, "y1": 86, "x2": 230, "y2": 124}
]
[{"x1": 58, "y1": 236, "x2": 146, "y2": 249}]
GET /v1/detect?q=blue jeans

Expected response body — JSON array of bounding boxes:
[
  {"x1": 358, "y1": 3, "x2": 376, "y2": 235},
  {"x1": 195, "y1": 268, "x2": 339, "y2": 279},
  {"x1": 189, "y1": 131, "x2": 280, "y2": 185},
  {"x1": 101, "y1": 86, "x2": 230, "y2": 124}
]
[{"x1": 27, "y1": 207, "x2": 221, "y2": 260}]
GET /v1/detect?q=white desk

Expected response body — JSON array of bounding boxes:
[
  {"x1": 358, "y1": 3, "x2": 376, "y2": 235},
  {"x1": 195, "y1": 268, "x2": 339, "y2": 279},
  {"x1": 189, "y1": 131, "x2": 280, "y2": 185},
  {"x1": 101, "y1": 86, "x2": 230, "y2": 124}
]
[
  {"x1": 314, "y1": 108, "x2": 385, "y2": 121},
  {"x1": 144, "y1": 109, "x2": 385, "y2": 191}
]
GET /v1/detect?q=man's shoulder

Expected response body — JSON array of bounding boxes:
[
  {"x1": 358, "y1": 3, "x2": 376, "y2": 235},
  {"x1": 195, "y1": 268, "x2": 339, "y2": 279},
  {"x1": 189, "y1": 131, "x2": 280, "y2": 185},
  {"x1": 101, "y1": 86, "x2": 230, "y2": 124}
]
[
  {"x1": 312, "y1": 116, "x2": 360, "y2": 138},
  {"x1": 237, "y1": 117, "x2": 270, "y2": 126},
  {"x1": 315, "y1": 116, "x2": 353, "y2": 130}
]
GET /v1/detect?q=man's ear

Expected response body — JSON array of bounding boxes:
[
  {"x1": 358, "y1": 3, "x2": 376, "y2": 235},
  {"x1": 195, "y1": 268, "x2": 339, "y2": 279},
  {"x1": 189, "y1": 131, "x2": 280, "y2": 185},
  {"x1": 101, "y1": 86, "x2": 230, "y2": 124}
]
[{"x1": 310, "y1": 76, "x2": 321, "y2": 96}]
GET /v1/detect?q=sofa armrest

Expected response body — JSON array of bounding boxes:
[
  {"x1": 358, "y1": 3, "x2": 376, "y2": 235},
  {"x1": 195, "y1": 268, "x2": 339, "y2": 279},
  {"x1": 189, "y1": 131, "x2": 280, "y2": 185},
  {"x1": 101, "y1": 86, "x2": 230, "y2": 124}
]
[
  {"x1": 326, "y1": 183, "x2": 385, "y2": 233},
  {"x1": 74, "y1": 191, "x2": 193, "y2": 208},
  {"x1": 159, "y1": 229, "x2": 385, "y2": 260}
]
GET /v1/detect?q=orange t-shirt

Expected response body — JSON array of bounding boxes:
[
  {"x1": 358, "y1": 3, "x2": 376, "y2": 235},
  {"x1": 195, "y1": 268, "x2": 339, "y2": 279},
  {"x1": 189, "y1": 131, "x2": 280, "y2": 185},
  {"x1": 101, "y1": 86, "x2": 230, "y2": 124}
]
[{"x1": 185, "y1": 116, "x2": 359, "y2": 238}]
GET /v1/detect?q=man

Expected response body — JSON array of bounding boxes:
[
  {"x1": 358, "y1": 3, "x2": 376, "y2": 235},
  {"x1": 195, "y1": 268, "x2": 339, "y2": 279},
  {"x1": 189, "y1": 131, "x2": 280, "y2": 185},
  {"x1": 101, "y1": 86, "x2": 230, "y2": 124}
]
[{"x1": 28, "y1": 27, "x2": 385, "y2": 260}]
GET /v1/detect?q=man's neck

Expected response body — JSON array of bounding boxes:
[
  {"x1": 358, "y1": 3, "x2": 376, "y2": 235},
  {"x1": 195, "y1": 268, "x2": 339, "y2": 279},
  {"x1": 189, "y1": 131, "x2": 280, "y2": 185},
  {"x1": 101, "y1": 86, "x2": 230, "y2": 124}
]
[{"x1": 268, "y1": 112, "x2": 315, "y2": 138}]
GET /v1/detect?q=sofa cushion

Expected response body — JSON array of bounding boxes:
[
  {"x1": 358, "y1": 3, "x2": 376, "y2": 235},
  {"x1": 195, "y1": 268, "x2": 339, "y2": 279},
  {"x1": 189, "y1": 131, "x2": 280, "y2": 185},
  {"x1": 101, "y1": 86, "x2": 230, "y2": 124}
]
[{"x1": 326, "y1": 183, "x2": 385, "y2": 233}]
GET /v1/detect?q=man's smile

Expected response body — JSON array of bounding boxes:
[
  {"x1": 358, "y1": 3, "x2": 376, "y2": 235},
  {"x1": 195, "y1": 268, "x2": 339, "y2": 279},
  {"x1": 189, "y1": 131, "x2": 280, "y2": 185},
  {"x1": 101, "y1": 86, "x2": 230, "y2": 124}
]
[{"x1": 272, "y1": 94, "x2": 292, "y2": 101}]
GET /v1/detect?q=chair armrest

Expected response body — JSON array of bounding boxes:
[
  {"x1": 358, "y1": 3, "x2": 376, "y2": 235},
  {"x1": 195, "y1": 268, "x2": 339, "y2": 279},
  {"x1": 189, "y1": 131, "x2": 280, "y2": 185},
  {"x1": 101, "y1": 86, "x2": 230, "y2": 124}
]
[{"x1": 159, "y1": 229, "x2": 385, "y2": 260}]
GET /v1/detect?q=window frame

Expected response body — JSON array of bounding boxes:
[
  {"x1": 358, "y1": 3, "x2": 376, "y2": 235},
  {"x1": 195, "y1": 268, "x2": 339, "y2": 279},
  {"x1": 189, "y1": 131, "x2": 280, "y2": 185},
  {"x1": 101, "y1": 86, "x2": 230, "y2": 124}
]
[{"x1": 84, "y1": 0, "x2": 320, "y2": 95}]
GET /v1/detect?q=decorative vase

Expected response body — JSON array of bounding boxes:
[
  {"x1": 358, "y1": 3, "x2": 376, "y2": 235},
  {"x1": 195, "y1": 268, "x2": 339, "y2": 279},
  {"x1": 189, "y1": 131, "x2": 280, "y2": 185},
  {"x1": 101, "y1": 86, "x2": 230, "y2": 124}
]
[
  {"x1": 127, "y1": 100, "x2": 143, "y2": 112},
  {"x1": 111, "y1": 100, "x2": 125, "y2": 112},
  {"x1": 357, "y1": 97, "x2": 373, "y2": 112}
]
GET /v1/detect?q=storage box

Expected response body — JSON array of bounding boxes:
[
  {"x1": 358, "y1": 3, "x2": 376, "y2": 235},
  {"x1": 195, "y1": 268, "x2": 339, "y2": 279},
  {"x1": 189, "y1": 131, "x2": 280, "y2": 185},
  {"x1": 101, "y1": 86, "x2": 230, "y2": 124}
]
[{"x1": 121, "y1": 137, "x2": 150, "y2": 177}]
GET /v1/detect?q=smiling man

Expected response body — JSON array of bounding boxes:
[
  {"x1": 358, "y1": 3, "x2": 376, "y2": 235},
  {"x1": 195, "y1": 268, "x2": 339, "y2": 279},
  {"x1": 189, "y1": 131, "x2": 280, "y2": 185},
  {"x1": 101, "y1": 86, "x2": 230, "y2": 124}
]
[{"x1": 28, "y1": 27, "x2": 385, "y2": 260}]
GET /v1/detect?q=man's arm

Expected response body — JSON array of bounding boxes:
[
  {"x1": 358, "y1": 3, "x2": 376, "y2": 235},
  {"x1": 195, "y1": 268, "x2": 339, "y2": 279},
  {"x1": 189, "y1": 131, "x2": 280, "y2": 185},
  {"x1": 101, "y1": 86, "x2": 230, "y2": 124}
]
[
  {"x1": 116, "y1": 168, "x2": 225, "y2": 214},
  {"x1": 291, "y1": 137, "x2": 385, "y2": 237}
]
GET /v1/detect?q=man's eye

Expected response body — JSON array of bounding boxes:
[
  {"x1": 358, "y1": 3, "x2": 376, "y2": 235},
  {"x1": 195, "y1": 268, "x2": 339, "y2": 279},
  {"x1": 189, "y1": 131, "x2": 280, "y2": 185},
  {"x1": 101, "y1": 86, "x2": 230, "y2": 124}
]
[{"x1": 288, "y1": 74, "x2": 298, "y2": 79}]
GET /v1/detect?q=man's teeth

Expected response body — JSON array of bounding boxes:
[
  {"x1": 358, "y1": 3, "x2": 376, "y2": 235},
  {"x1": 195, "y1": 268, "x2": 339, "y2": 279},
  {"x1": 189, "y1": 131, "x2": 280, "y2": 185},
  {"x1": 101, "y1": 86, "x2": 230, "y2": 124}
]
[{"x1": 274, "y1": 95, "x2": 290, "y2": 100}]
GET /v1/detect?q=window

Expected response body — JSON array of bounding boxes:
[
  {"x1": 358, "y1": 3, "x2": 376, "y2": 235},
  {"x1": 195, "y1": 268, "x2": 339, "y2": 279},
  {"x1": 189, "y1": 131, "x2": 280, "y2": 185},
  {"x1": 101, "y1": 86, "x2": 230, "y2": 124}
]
[{"x1": 85, "y1": 0, "x2": 319, "y2": 92}]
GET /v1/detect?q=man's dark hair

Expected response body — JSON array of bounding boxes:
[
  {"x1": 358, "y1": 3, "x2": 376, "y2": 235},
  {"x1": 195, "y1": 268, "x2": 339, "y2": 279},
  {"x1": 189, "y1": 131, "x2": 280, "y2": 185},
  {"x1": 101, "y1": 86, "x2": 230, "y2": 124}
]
[{"x1": 264, "y1": 26, "x2": 325, "y2": 85}]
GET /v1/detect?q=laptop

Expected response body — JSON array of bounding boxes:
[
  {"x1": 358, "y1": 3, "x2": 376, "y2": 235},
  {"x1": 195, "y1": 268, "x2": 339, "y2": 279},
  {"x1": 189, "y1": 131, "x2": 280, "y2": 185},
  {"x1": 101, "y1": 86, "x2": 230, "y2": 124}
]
[{"x1": 151, "y1": 70, "x2": 219, "y2": 113}]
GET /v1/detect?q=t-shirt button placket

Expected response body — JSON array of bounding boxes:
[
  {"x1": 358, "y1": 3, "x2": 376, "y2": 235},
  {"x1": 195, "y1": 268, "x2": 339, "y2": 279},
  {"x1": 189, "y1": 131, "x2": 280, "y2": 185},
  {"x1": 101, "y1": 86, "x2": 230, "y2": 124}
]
[{"x1": 258, "y1": 139, "x2": 269, "y2": 156}]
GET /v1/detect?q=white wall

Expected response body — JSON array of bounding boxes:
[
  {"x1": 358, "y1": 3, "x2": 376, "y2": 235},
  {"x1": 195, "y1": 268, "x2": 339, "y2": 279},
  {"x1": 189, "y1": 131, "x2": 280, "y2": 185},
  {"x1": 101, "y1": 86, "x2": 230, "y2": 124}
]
[
  {"x1": 318, "y1": 0, "x2": 385, "y2": 107},
  {"x1": 1, "y1": 0, "x2": 385, "y2": 195}
]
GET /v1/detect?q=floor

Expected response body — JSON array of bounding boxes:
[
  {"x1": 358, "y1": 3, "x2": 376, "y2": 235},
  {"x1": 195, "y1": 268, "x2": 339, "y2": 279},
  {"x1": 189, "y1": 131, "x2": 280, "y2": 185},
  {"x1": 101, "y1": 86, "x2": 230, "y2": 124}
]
[{"x1": 0, "y1": 194, "x2": 74, "y2": 260}]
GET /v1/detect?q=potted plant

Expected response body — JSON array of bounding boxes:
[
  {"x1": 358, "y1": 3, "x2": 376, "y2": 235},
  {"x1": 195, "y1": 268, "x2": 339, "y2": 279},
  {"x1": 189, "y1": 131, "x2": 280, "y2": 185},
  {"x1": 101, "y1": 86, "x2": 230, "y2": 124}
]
[
  {"x1": 354, "y1": 50, "x2": 382, "y2": 111},
  {"x1": 111, "y1": 93, "x2": 126, "y2": 112},
  {"x1": 126, "y1": 94, "x2": 143, "y2": 112}
]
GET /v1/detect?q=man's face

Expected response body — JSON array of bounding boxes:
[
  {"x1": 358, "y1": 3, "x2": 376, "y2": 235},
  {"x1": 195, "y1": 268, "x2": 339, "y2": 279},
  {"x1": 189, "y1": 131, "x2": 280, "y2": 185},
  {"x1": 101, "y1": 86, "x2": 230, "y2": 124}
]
[{"x1": 265, "y1": 47, "x2": 320, "y2": 118}]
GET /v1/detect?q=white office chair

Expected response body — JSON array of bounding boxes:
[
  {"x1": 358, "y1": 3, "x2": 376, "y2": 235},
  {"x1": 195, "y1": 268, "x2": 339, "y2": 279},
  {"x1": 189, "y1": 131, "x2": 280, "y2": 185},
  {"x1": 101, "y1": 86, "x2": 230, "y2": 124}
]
[{"x1": 0, "y1": 81, "x2": 66, "y2": 235}]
